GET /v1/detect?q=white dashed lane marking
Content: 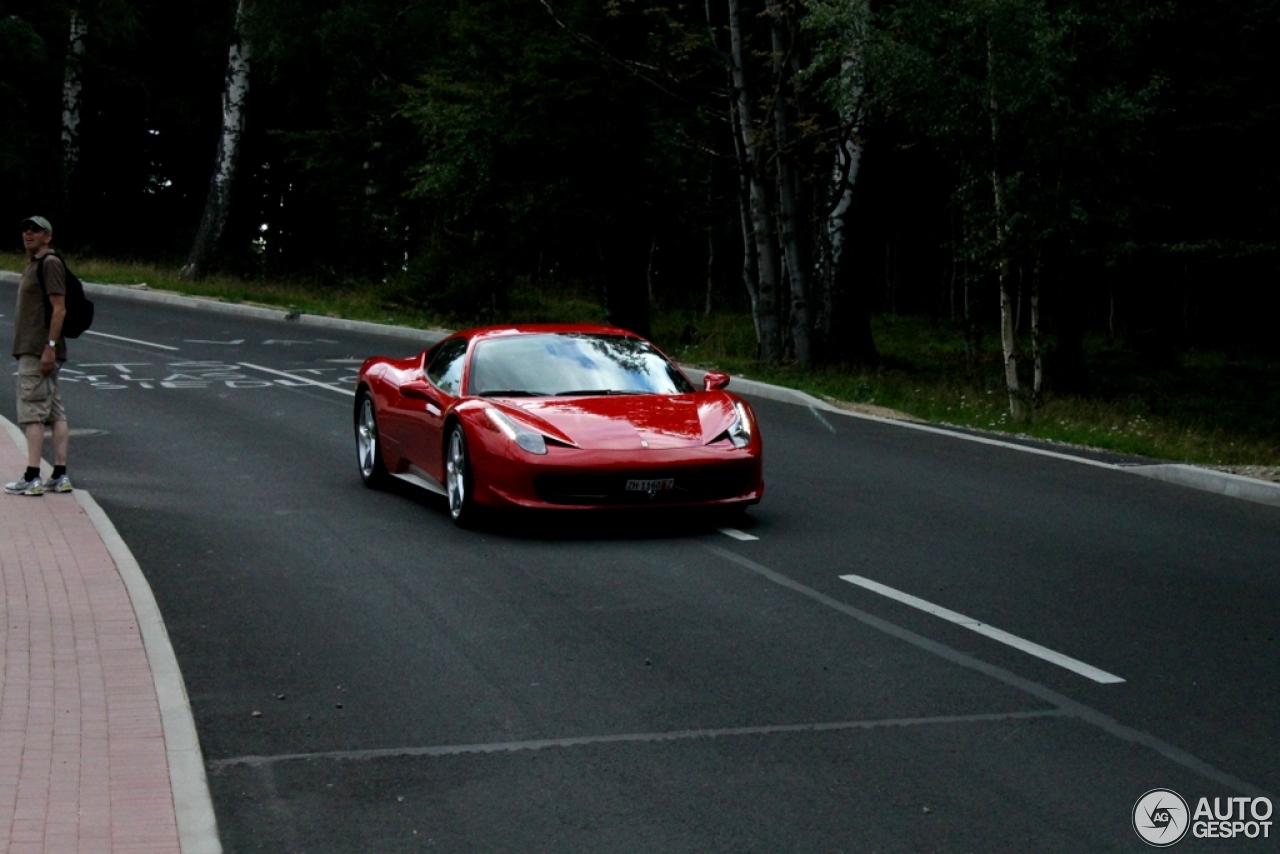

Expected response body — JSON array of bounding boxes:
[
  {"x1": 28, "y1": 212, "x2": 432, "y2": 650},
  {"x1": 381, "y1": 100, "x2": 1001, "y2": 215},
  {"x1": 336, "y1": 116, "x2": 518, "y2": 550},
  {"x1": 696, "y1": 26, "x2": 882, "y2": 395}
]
[
  {"x1": 718, "y1": 528, "x2": 759, "y2": 542},
  {"x1": 84, "y1": 330, "x2": 180, "y2": 350},
  {"x1": 808, "y1": 405, "x2": 836, "y2": 433},
  {"x1": 238, "y1": 362, "x2": 352, "y2": 395},
  {"x1": 838, "y1": 574, "x2": 1125, "y2": 684}
]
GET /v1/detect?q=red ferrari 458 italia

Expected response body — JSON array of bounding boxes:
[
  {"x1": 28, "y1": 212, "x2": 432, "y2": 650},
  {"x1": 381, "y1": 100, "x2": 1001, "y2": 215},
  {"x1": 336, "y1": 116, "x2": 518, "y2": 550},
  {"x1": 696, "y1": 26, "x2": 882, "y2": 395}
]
[{"x1": 354, "y1": 323, "x2": 764, "y2": 525}]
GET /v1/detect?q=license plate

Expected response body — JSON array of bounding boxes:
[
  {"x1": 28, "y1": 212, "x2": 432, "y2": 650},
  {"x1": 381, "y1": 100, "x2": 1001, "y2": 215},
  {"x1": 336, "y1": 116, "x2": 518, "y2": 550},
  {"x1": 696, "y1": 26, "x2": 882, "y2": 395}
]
[{"x1": 626, "y1": 478, "x2": 675, "y2": 492}]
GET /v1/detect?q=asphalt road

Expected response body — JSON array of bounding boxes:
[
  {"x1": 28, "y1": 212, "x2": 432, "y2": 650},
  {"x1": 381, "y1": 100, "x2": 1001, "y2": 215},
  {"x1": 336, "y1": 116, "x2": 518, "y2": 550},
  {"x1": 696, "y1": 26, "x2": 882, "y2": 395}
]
[{"x1": 3, "y1": 283, "x2": 1277, "y2": 852}]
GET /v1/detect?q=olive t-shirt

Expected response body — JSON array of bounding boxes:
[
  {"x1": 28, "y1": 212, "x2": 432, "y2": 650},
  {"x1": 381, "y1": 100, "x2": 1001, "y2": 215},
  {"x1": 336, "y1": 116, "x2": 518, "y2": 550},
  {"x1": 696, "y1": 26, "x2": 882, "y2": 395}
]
[{"x1": 12, "y1": 252, "x2": 67, "y2": 361}]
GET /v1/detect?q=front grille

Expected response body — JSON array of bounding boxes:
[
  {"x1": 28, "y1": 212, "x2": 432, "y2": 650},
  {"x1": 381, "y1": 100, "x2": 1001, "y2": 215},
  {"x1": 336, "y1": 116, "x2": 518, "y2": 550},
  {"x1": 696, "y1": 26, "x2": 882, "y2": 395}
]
[{"x1": 534, "y1": 466, "x2": 756, "y2": 505}]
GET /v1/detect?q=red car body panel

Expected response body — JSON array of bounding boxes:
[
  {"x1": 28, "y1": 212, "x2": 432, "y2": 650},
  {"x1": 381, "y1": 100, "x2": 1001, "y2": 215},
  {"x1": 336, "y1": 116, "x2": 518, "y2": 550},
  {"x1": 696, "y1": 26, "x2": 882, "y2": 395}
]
[
  {"x1": 356, "y1": 323, "x2": 764, "y2": 512},
  {"x1": 492, "y1": 395, "x2": 737, "y2": 450}
]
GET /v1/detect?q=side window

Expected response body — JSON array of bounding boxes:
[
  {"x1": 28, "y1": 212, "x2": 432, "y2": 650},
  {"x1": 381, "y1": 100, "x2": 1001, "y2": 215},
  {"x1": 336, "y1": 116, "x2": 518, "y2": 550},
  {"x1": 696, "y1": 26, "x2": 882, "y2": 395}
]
[{"x1": 426, "y1": 338, "x2": 467, "y2": 396}]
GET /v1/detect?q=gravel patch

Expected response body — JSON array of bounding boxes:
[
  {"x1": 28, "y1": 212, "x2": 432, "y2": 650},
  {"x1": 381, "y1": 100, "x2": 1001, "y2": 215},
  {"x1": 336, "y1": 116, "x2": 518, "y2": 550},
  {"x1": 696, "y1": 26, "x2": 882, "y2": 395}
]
[{"x1": 1205, "y1": 465, "x2": 1280, "y2": 484}]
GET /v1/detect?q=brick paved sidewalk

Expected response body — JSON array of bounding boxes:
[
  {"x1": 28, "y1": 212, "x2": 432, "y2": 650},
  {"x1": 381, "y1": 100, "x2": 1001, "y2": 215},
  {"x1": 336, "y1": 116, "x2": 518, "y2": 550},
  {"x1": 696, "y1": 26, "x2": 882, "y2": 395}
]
[{"x1": 1, "y1": 436, "x2": 184, "y2": 851}]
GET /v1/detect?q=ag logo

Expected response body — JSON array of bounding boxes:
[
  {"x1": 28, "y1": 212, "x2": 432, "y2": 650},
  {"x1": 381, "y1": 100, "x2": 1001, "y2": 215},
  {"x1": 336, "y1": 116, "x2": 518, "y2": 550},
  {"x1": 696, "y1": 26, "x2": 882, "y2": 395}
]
[{"x1": 1133, "y1": 788, "x2": 1190, "y2": 847}]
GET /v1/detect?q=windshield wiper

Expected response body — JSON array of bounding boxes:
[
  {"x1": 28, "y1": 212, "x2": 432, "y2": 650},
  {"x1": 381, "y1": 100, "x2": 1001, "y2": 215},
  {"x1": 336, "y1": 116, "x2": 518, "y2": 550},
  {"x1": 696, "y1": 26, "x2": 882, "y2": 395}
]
[
  {"x1": 555, "y1": 389, "x2": 646, "y2": 396},
  {"x1": 477, "y1": 389, "x2": 548, "y2": 398}
]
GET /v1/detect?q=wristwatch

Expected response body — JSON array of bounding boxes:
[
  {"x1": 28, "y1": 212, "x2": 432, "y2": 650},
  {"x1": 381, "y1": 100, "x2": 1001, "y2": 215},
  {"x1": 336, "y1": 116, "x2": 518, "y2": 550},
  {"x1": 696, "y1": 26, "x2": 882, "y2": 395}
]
[{"x1": 46, "y1": 339, "x2": 56, "y2": 348}]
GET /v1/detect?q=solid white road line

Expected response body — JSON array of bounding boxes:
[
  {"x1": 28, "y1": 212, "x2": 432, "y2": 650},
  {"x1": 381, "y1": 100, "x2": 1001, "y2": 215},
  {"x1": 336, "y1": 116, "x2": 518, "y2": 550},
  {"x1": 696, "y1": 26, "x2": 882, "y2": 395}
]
[
  {"x1": 83, "y1": 330, "x2": 180, "y2": 350},
  {"x1": 838, "y1": 574, "x2": 1125, "y2": 685},
  {"x1": 238, "y1": 362, "x2": 352, "y2": 395},
  {"x1": 808, "y1": 405, "x2": 837, "y2": 433},
  {"x1": 210, "y1": 709, "x2": 1068, "y2": 768},
  {"x1": 718, "y1": 527, "x2": 759, "y2": 541}
]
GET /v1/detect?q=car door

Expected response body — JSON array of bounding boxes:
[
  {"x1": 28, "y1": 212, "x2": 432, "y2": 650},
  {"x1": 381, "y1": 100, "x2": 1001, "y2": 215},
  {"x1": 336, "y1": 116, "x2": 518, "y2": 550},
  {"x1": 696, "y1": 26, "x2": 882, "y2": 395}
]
[{"x1": 402, "y1": 337, "x2": 468, "y2": 480}]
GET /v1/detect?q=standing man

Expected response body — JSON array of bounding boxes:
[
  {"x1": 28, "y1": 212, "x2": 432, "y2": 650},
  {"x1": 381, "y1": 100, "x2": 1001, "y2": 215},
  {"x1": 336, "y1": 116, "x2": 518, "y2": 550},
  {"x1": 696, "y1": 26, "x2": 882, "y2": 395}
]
[{"x1": 5, "y1": 216, "x2": 73, "y2": 496}]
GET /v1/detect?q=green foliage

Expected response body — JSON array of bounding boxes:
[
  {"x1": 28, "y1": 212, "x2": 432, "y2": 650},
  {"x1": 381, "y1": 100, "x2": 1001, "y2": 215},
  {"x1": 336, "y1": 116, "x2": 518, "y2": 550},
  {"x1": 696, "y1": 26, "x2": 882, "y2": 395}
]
[
  {"x1": 390, "y1": 0, "x2": 718, "y2": 333},
  {"x1": 854, "y1": 0, "x2": 1162, "y2": 276}
]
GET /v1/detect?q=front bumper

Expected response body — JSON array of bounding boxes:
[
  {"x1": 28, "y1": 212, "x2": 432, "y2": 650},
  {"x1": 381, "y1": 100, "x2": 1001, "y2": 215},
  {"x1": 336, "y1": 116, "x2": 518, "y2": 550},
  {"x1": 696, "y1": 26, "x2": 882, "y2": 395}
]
[{"x1": 470, "y1": 440, "x2": 764, "y2": 511}]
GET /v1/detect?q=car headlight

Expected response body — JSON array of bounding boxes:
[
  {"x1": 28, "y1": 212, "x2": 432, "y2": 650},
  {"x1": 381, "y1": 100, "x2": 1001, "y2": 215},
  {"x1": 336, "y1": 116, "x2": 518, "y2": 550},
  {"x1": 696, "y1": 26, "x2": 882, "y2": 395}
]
[
  {"x1": 727, "y1": 401, "x2": 753, "y2": 448},
  {"x1": 486, "y1": 407, "x2": 548, "y2": 455}
]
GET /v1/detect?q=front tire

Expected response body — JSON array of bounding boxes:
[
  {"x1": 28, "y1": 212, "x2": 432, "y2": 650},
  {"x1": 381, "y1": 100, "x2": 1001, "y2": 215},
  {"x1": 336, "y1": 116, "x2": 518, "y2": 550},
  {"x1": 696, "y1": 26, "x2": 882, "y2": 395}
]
[
  {"x1": 355, "y1": 390, "x2": 389, "y2": 488},
  {"x1": 445, "y1": 423, "x2": 478, "y2": 527}
]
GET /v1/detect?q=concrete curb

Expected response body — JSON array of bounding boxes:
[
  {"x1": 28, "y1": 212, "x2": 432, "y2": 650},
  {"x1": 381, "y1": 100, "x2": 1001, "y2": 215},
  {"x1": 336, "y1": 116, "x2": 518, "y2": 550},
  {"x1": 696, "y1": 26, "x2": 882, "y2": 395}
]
[
  {"x1": 1, "y1": 414, "x2": 223, "y2": 853},
  {"x1": 1121, "y1": 464, "x2": 1280, "y2": 508},
  {"x1": 7, "y1": 268, "x2": 1276, "y2": 509},
  {"x1": 74, "y1": 490, "x2": 224, "y2": 854}
]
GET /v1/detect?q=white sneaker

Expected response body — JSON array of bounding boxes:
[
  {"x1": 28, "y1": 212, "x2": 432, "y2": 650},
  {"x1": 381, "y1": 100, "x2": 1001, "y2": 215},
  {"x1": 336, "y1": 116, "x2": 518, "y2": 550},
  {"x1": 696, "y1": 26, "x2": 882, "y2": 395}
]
[
  {"x1": 4, "y1": 476, "x2": 44, "y2": 496},
  {"x1": 48, "y1": 474, "x2": 73, "y2": 493}
]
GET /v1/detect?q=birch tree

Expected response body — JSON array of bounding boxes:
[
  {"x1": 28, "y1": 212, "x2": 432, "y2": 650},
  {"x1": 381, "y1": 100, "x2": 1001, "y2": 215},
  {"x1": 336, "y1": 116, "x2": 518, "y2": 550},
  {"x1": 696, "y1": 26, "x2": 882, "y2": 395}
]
[
  {"x1": 725, "y1": 0, "x2": 783, "y2": 364},
  {"x1": 765, "y1": 0, "x2": 813, "y2": 368},
  {"x1": 863, "y1": 0, "x2": 1077, "y2": 418},
  {"x1": 985, "y1": 19, "x2": 1022, "y2": 419},
  {"x1": 806, "y1": 0, "x2": 874, "y2": 364},
  {"x1": 181, "y1": 0, "x2": 252, "y2": 280},
  {"x1": 60, "y1": 6, "x2": 88, "y2": 188},
  {"x1": 710, "y1": 0, "x2": 833, "y2": 367}
]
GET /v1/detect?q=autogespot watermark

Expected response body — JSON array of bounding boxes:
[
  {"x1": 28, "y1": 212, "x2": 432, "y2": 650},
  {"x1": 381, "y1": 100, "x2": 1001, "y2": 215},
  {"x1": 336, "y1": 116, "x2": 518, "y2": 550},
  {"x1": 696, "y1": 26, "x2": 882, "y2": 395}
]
[{"x1": 1133, "y1": 789, "x2": 1274, "y2": 846}]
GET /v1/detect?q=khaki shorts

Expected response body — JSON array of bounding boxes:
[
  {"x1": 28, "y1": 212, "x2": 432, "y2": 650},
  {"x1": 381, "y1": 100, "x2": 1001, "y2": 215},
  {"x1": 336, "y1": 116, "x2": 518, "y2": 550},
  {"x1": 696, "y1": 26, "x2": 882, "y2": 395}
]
[{"x1": 16, "y1": 354, "x2": 67, "y2": 426}]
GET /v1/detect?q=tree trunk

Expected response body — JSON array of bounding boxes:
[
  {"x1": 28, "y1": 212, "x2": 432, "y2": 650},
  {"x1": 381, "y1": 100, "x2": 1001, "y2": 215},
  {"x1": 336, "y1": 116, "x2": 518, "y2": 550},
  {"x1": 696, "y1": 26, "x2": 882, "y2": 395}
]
[
  {"x1": 707, "y1": 1, "x2": 759, "y2": 342},
  {"x1": 948, "y1": 214, "x2": 958, "y2": 321},
  {"x1": 826, "y1": 135, "x2": 862, "y2": 310},
  {"x1": 728, "y1": 0, "x2": 781, "y2": 365},
  {"x1": 731, "y1": 122, "x2": 761, "y2": 343},
  {"x1": 646, "y1": 236, "x2": 658, "y2": 308},
  {"x1": 60, "y1": 7, "x2": 87, "y2": 191},
  {"x1": 817, "y1": 134, "x2": 853, "y2": 351},
  {"x1": 1014, "y1": 264, "x2": 1023, "y2": 331},
  {"x1": 988, "y1": 27, "x2": 1021, "y2": 420},
  {"x1": 997, "y1": 236, "x2": 1020, "y2": 419},
  {"x1": 958, "y1": 211, "x2": 981, "y2": 372},
  {"x1": 1048, "y1": 258, "x2": 1089, "y2": 394},
  {"x1": 829, "y1": 212, "x2": 877, "y2": 366},
  {"x1": 181, "y1": 0, "x2": 252, "y2": 280},
  {"x1": 823, "y1": 3, "x2": 873, "y2": 365},
  {"x1": 1030, "y1": 254, "x2": 1043, "y2": 411},
  {"x1": 767, "y1": 0, "x2": 811, "y2": 368},
  {"x1": 705, "y1": 228, "x2": 715, "y2": 318}
]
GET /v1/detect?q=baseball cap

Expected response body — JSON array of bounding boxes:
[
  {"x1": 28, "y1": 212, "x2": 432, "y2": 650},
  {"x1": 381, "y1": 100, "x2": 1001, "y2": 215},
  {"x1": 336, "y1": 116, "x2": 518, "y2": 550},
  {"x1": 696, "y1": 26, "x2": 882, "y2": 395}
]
[{"x1": 20, "y1": 216, "x2": 52, "y2": 234}]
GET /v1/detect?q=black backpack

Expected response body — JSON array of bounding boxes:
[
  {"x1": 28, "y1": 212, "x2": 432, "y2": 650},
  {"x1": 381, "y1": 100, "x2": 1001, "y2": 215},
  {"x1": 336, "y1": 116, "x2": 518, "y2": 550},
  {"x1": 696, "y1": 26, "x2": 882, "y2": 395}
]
[{"x1": 36, "y1": 251, "x2": 95, "y2": 339}]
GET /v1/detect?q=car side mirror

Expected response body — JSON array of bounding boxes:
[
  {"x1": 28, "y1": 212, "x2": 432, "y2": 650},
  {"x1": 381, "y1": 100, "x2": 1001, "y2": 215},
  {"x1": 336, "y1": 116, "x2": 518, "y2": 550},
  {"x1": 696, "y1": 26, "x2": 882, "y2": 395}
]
[
  {"x1": 703, "y1": 371, "x2": 731, "y2": 391},
  {"x1": 401, "y1": 379, "x2": 440, "y2": 403}
]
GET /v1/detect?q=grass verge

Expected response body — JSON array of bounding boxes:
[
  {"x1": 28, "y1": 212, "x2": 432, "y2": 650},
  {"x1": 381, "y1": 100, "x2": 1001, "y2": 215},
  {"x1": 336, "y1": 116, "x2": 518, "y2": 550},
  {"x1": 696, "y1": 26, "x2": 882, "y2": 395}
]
[{"x1": 0, "y1": 251, "x2": 445, "y2": 331}]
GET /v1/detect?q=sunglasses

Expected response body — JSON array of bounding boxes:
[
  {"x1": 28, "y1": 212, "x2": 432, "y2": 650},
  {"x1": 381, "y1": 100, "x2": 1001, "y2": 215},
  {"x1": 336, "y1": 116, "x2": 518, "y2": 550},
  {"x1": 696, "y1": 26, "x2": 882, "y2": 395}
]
[{"x1": 21, "y1": 225, "x2": 46, "y2": 234}]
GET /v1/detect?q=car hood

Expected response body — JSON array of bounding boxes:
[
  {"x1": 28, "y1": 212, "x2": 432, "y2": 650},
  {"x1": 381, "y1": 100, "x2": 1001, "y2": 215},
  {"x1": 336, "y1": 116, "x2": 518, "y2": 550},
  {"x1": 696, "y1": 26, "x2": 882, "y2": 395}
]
[{"x1": 500, "y1": 394, "x2": 738, "y2": 450}]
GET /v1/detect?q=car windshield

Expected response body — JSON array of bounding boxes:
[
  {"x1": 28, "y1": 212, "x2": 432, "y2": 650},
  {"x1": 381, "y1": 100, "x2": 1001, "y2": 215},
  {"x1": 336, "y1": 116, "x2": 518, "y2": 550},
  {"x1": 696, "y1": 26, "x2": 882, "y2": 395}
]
[{"x1": 469, "y1": 333, "x2": 695, "y2": 397}]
